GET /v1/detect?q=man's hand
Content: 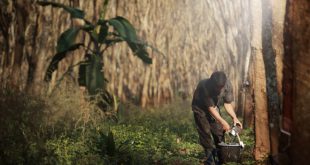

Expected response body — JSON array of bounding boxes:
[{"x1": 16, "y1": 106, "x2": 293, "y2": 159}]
[
  {"x1": 233, "y1": 118, "x2": 243, "y2": 129},
  {"x1": 220, "y1": 120, "x2": 231, "y2": 132},
  {"x1": 224, "y1": 103, "x2": 243, "y2": 129}
]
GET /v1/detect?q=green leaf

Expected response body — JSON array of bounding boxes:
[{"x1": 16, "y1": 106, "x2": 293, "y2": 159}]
[
  {"x1": 108, "y1": 16, "x2": 152, "y2": 64},
  {"x1": 45, "y1": 43, "x2": 84, "y2": 81},
  {"x1": 106, "y1": 131, "x2": 116, "y2": 156},
  {"x1": 115, "y1": 17, "x2": 137, "y2": 41},
  {"x1": 63, "y1": 7, "x2": 85, "y2": 19},
  {"x1": 90, "y1": 31, "x2": 99, "y2": 42},
  {"x1": 118, "y1": 139, "x2": 131, "y2": 151},
  {"x1": 56, "y1": 28, "x2": 80, "y2": 53},
  {"x1": 108, "y1": 16, "x2": 139, "y2": 41},
  {"x1": 108, "y1": 17, "x2": 127, "y2": 38},
  {"x1": 37, "y1": 1, "x2": 85, "y2": 19},
  {"x1": 97, "y1": 20, "x2": 108, "y2": 43},
  {"x1": 78, "y1": 61, "x2": 87, "y2": 86},
  {"x1": 128, "y1": 41, "x2": 152, "y2": 64},
  {"x1": 105, "y1": 38, "x2": 124, "y2": 46},
  {"x1": 81, "y1": 23, "x2": 95, "y2": 31}
]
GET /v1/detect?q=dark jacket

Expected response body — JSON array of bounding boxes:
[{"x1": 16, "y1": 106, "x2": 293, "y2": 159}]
[{"x1": 192, "y1": 78, "x2": 234, "y2": 113}]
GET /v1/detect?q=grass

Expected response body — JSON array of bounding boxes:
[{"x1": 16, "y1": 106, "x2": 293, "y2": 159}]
[{"x1": 0, "y1": 88, "x2": 255, "y2": 164}]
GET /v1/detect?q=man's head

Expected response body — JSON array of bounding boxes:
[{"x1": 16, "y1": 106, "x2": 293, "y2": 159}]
[{"x1": 210, "y1": 71, "x2": 227, "y2": 93}]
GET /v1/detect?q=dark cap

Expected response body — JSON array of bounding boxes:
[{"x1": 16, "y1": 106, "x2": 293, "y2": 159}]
[{"x1": 210, "y1": 71, "x2": 227, "y2": 88}]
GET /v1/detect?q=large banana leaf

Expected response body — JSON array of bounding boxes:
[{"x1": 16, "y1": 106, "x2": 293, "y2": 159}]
[
  {"x1": 57, "y1": 28, "x2": 80, "y2": 53},
  {"x1": 44, "y1": 28, "x2": 81, "y2": 81},
  {"x1": 37, "y1": 1, "x2": 85, "y2": 19},
  {"x1": 97, "y1": 20, "x2": 109, "y2": 43},
  {"x1": 108, "y1": 16, "x2": 152, "y2": 64},
  {"x1": 45, "y1": 43, "x2": 83, "y2": 81}
]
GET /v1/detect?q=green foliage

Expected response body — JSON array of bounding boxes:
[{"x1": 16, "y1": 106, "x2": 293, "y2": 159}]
[
  {"x1": 0, "y1": 88, "x2": 255, "y2": 164},
  {"x1": 108, "y1": 17, "x2": 152, "y2": 63},
  {"x1": 219, "y1": 106, "x2": 256, "y2": 165},
  {"x1": 91, "y1": 130, "x2": 134, "y2": 164},
  {"x1": 110, "y1": 98, "x2": 205, "y2": 164},
  {"x1": 38, "y1": 0, "x2": 153, "y2": 87},
  {"x1": 239, "y1": 129, "x2": 255, "y2": 165},
  {"x1": 56, "y1": 28, "x2": 80, "y2": 53},
  {"x1": 97, "y1": 21, "x2": 109, "y2": 43},
  {"x1": 0, "y1": 88, "x2": 106, "y2": 164},
  {"x1": 46, "y1": 136, "x2": 92, "y2": 165},
  {"x1": 38, "y1": 0, "x2": 158, "y2": 112},
  {"x1": 0, "y1": 89, "x2": 48, "y2": 164}
]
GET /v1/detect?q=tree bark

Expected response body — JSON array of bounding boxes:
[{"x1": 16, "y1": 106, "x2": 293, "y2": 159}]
[
  {"x1": 284, "y1": 0, "x2": 310, "y2": 164},
  {"x1": 0, "y1": 0, "x2": 253, "y2": 107},
  {"x1": 26, "y1": 3, "x2": 58, "y2": 94},
  {"x1": 262, "y1": 0, "x2": 281, "y2": 159},
  {"x1": 242, "y1": 59, "x2": 254, "y2": 128},
  {"x1": 0, "y1": 0, "x2": 104, "y2": 95},
  {"x1": 270, "y1": 0, "x2": 287, "y2": 163},
  {"x1": 104, "y1": 0, "x2": 252, "y2": 106},
  {"x1": 251, "y1": 0, "x2": 271, "y2": 160}
]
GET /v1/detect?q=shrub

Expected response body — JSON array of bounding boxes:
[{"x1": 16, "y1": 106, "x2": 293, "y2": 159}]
[
  {"x1": 0, "y1": 88, "x2": 105, "y2": 164},
  {"x1": 0, "y1": 89, "x2": 48, "y2": 164},
  {"x1": 0, "y1": 89, "x2": 255, "y2": 164}
]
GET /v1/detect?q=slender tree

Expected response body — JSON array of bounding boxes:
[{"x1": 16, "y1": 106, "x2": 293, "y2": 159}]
[{"x1": 250, "y1": 0, "x2": 271, "y2": 160}]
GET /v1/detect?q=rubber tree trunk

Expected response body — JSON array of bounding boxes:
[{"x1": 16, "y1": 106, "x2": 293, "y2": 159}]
[
  {"x1": 0, "y1": 0, "x2": 104, "y2": 95},
  {"x1": 242, "y1": 59, "x2": 254, "y2": 129},
  {"x1": 1, "y1": 0, "x2": 253, "y2": 107},
  {"x1": 262, "y1": 0, "x2": 282, "y2": 160},
  {"x1": 250, "y1": 0, "x2": 271, "y2": 161},
  {"x1": 270, "y1": 0, "x2": 287, "y2": 163},
  {"x1": 283, "y1": 0, "x2": 310, "y2": 164},
  {"x1": 0, "y1": 0, "x2": 31, "y2": 90},
  {"x1": 104, "y1": 0, "x2": 252, "y2": 107}
]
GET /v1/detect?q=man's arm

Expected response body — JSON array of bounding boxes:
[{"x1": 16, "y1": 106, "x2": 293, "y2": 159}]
[
  {"x1": 224, "y1": 103, "x2": 243, "y2": 129},
  {"x1": 208, "y1": 106, "x2": 231, "y2": 131}
]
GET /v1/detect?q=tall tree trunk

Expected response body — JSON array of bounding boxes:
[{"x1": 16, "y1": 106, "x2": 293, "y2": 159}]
[
  {"x1": 0, "y1": 1, "x2": 12, "y2": 88},
  {"x1": 270, "y1": 0, "x2": 287, "y2": 163},
  {"x1": 26, "y1": 3, "x2": 57, "y2": 94},
  {"x1": 251, "y1": 0, "x2": 271, "y2": 160},
  {"x1": 284, "y1": 0, "x2": 310, "y2": 164},
  {"x1": 104, "y1": 0, "x2": 252, "y2": 106},
  {"x1": 242, "y1": 59, "x2": 254, "y2": 128},
  {"x1": 0, "y1": 0, "x2": 104, "y2": 95},
  {"x1": 1, "y1": 0, "x2": 254, "y2": 108},
  {"x1": 11, "y1": 0, "x2": 28, "y2": 89},
  {"x1": 272, "y1": 0, "x2": 286, "y2": 107},
  {"x1": 262, "y1": 0, "x2": 281, "y2": 160}
]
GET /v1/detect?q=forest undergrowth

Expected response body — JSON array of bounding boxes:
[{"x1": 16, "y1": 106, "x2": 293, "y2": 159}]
[{"x1": 0, "y1": 87, "x2": 255, "y2": 164}]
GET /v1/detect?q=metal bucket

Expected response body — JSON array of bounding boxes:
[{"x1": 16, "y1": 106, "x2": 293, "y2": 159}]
[{"x1": 218, "y1": 142, "x2": 242, "y2": 163}]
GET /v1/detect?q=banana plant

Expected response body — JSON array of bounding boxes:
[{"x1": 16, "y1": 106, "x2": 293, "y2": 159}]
[{"x1": 37, "y1": 1, "x2": 154, "y2": 111}]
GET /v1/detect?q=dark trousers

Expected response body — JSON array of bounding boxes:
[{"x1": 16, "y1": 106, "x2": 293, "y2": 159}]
[{"x1": 192, "y1": 106, "x2": 224, "y2": 165}]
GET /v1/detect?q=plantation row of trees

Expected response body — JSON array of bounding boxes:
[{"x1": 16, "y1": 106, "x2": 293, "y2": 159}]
[
  {"x1": 0, "y1": 0, "x2": 252, "y2": 107},
  {"x1": 248, "y1": 0, "x2": 310, "y2": 164},
  {"x1": 0, "y1": 0, "x2": 309, "y2": 164}
]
